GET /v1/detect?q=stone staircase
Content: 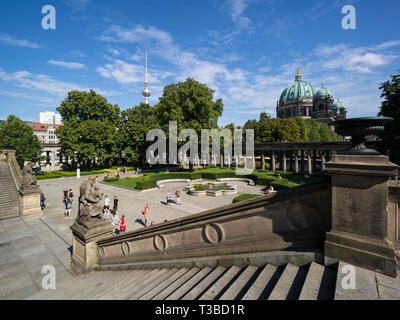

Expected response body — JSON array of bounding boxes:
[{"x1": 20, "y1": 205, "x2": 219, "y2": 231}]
[
  {"x1": 0, "y1": 161, "x2": 20, "y2": 220},
  {"x1": 27, "y1": 261, "x2": 339, "y2": 300},
  {"x1": 2, "y1": 215, "x2": 399, "y2": 300}
]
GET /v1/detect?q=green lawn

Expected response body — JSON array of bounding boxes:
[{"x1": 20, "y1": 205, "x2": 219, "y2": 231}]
[{"x1": 102, "y1": 167, "x2": 326, "y2": 191}]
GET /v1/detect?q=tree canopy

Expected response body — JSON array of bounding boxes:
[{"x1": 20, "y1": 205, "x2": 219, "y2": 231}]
[
  {"x1": 0, "y1": 115, "x2": 42, "y2": 165},
  {"x1": 377, "y1": 71, "x2": 400, "y2": 164},
  {"x1": 244, "y1": 117, "x2": 338, "y2": 143},
  {"x1": 56, "y1": 90, "x2": 121, "y2": 168},
  {"x1": 154, "y1": 78, "x2": 223, "y2": 135}
]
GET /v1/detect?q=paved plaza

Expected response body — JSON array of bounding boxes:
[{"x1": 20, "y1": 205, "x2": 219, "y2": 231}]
[{"x1": 38, "y1": 172, "x2": 266, "y2": 237}]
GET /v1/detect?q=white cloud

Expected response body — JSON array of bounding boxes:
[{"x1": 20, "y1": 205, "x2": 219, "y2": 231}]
[
  {"x1": 98, "y1": 25, "x2": 173, "y2": 44},
  {"x1": 0, "y1": 33, "x2": 41, "y2": 49},
  {"x1": 0, "y1": 68, "x2": 120, "y2": 100},
  {"x1": 48, "y1": 60, "x2": 87, "y2": 70}
]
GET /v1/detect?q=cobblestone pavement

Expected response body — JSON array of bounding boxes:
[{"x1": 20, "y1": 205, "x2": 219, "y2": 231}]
[{"x1": 38, "y1": 172, "x2": 266, "y2": 237}]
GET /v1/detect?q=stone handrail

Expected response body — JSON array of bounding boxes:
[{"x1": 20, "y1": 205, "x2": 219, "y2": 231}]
[{"x1": 96, "y1": 181, "x2": 331, "y2": 266}]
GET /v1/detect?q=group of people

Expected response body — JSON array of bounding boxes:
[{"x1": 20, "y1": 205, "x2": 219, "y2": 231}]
[
  {"x1": 166, "y1": 189, "x2": 182, "y2": 206},
  {"x1": 102, "y1": 194, "x2": 127, "y2": 235},
  {"x1": 62, "y1": 188, "x2": 74, "y2": 217}
]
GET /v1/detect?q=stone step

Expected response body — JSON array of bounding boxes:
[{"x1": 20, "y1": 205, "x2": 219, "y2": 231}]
[
  {"x1": 199, "y1": 265, "x2": 242, "y2": 300},
  {"x1": 298, "y1": 262, "x2": 325, "y2": 300},
  {"x1": 138, "y1": 267, "x2": 190, "y2": 300},
  {"x1": 242, "y1": 264, "x2": 280, "y2": 300},
  {"x1": 97, "y1": 268, "x2": 160, "y2": 300},
  {"x1": 128, "y1": 268, "x2": 179, "y2": 300},
  {"x1": 219, "y1": 265, "x2": 259, "y2": 300},
  {"x1": 268, "y1": 263, "x2": 301, "y2": 300},
  {"x1": 166, "y1": 266, "x2": 212, "y2": 300},
  {"x1": 334, "y1": 261, "x2": 379, "y2": 300},
  {"x1": 68, "y1": 271, "x2": 131, "y2": 300},
  {"x1": 152, "y1": 267, "x2": 201, "y2": 300},
  {"x1": 181, "y1": 266, "x2": 227, "y2": 300},
  {"x1": 89, "y1": 269, "x2": 147, "y2": 300}
]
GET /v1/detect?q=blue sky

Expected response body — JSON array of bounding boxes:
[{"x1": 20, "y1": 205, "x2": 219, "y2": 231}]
[{"x1": 0, "y1": 0, "x2": 399, "y2": 126}]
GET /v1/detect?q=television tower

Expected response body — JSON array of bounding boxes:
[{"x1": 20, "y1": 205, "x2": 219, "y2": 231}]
[{"x1": 142, "y1": 51, "x2": 151, "y2": 104}]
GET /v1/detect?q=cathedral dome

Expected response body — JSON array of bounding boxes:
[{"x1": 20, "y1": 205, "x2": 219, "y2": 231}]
[
  {"x1": 279, "y1": 67, "x2": 316, "y2": 104},
  {"x1": 314, "y1": 87, "x2": 332, "y2": 98},
  {"x1": 333, "y1": 99, "x2": 347, "y2": 113}
]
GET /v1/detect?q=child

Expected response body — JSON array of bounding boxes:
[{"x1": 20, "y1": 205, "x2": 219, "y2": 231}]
[
  {"x1": 113, "y1": 195, "x2": 119, "y2": 213},
  {"x1": 120, "y1": 215, "x2": 126, "y2": 233},
  {"x1": 175, "y1": 189, "x2": 181, "y2": 205}
]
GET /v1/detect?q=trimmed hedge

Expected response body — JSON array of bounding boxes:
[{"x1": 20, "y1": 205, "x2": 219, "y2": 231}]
[
  {"x1": 36, "y1": 172, "x2": 62, "y2": 180},
  {"x1": 136, "y1": 179, "x2": 157, "y2": 190},
  {"x1": 104, "y1": 177, "x2": 119, "y2": 182},
  {"x1": 232, "y1": 194, "x2": 262, "y2": 203}
]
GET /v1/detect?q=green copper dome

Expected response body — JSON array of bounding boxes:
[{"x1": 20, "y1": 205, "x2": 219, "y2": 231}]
[
  {"x1": 315, "y1": 87, "x2": 332, "y2": 98},
  {"x1": 279, "y1": 68, "x2": 316, "y2": 104},
  {"x1": 333, "y1": 100, "x2": 345, "y2": 110}
]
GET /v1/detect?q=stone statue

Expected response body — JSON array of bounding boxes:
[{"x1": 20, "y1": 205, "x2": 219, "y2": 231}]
[
  {"x1": 76, "y1": 176, "x2": 106, "y2": 228},
  {"x1": 21, "y1": 162, "x2": 40, "y2": 194}
]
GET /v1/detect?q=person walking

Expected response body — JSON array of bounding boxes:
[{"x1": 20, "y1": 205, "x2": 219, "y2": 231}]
[
  {"x1": 120, "y1": 214, "x2": 126, "y2": 233},
  {"x1": 166, "y1": 190, "x2": 172, "y2": 206},
  {"x1": 65, "y1": 197, "x2": 73, "y2": 217},
  {"x1": 103, "y1": 195, "x2": 110, "y2": 215},
  {"x1": 175, "y1": 189, "x2": 181, "y2": 205},
  {"x1": 111, "y1": 211, "x2": 120, "y2": 235},
  {"x1": 40, "y1": 192, "x2": 46, "y2": 210},
  {"x1": 63, "y1": 189, "x2": 68, "y2": 202},
  {"x1": 141, "y1": 204, "x2": 149, "y2": 226},
  {"x1": 68, "y1": 189, "x2": 74, "y2": 200},
  {"x1": 113, "y1": 195, "x2": 119, "y2": 214}
]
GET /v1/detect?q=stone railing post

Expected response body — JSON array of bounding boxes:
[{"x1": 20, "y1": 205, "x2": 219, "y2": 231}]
[
  {"x1": 300, "y1": 150, "x2": 305, "y2": 173},
  {"x1": 324, "y1": 117, "x2": 399, "y2": 277},
  {"x1": 271, "y1": 152, "x2": 276, "y2": 171}
]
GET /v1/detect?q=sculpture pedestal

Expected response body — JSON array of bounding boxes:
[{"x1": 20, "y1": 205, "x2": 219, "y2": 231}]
[
  {"x1": 71, "y1": 221, "x2": 114, "y2": 273},
  {"x1": 21, "y1": 192, "x2": 41, "y2": 216},
  {"x1": 325, "y1": 154, "x2": 399, "y2": 277}
]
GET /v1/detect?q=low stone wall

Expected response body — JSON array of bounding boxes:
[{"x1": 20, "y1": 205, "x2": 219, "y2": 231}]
[{"x1": 96, "y1": 182, "x2": 331, "y2": 266}]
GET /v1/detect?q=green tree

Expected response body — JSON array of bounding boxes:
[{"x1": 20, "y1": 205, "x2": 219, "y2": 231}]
[
  {"x1": 56, "y1": 90, "x2": 121, "y2": 168},
  {"x1": 154, "y1": 78, "x2": 223, "y2": 168},
  {"x1": 154, "y1": 78, "x2": 223, "y2": 135},
  {"x1": 120, "y1": 103, "x2": 159, "y2": 165},
  {"x1": 0, "y1": 115, "x2": 42, "y2": 165},
  {"x1": 377, "y1": 71, "x2": 400, "y2": 164}
]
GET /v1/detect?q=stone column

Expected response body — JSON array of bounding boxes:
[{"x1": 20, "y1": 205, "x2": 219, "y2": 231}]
[
  {"x1": 325, "y1": 154, "x2": 399, "y2": 277},
  {"x1": 307, "y1": 152, "x2": 312, "y2": 175},
  {"x1": 282, "y1": 153, "x2": 287, "y2": 173},
  {"x1": 71, "y1": 221, "x2": 114, "y2": 273},
  {"x1": 51, "y1": 149, "x2": 56, "y2": 171},
  {"x1": 294, "y1": 151, "x2": 299, "y2": 173},
  {"x1": 227, "y1": 154, "x2": 231, "y2": 168},
  {"x1": 261, "y1": 154, "x2": 265, "y2": 170},
  {"x1": 271, "y1": 152, "x2": 276, "y2": 171},
  {"x1": 220, "y1": 153, "x2": 224, "y2": 168},
  {"x1": 300, "y1": 150, "x2": 305, "y2": 173},
  {"x1": 321, "y1": 153, "x2": 326, "y2": 171},
  {"x1": 312, "y1": 151, "x2": 317, "y2": 173}
]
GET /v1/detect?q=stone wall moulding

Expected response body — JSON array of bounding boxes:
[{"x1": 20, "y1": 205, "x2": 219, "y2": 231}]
[{"x1": 95, "y1": 182, "x2": 331, "y2": 265}]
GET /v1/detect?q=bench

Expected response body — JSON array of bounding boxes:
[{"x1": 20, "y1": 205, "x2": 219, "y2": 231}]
[{"x1": 156, "y1": 179, "x2": 191, "y2": 188}]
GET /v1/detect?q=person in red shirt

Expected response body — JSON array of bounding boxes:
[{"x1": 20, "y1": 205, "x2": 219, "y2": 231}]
[{"x1": 120, "y1": 215, "x2": 126, "y2": 233}]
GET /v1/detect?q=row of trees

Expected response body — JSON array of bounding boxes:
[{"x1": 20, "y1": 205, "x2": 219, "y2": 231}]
[
  {"x1": 2, "y1": 72, "x2": 398, "y2": 167},
  {"x1": 56, "y1": 78, "x2": 224, "y2": 168},
  {"x1": 242, "y1": 117, "x2": 338, "y2": 143}
]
